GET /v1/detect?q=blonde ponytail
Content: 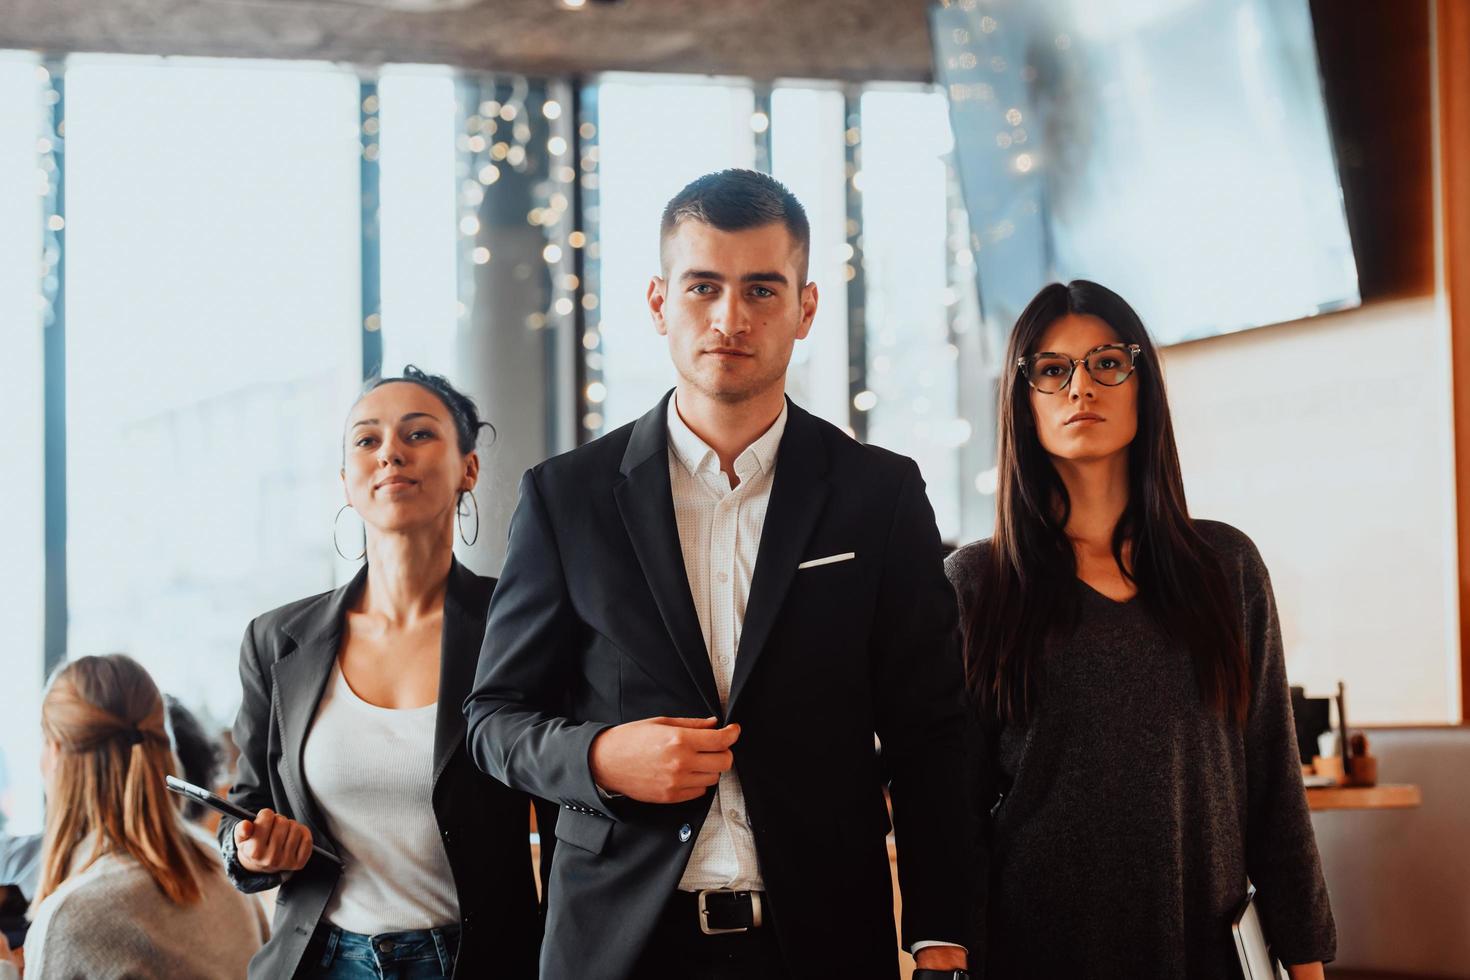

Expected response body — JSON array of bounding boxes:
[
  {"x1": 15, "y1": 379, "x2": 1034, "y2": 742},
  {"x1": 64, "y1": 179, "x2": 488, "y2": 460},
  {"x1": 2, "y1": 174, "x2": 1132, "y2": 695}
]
[{"x1": 35, "y1": 655, "x2": 215, "y2": 907}]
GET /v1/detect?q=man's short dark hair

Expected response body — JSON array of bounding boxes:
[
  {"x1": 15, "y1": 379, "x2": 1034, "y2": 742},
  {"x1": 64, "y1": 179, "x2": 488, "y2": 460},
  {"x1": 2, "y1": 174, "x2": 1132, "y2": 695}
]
[{"x1": 659, "y1": 169, "x2": 811, "y2": 283}]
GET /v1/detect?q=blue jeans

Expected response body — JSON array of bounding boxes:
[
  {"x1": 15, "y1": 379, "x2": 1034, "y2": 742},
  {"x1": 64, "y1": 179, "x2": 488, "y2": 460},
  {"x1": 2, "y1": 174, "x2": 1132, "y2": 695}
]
[{"x1": 305, "y1": 923, "x2": 460, "y2": 980}]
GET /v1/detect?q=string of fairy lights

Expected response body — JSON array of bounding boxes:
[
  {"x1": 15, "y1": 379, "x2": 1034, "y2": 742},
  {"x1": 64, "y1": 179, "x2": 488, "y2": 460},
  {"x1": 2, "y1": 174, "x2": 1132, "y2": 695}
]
[
  {"x1": 22, "y1": 57, "x2": 988, "y2": 532},
  {"x1": 359, "y1": 81, "x2": 384, "y2": 380},
  {"x1": 573, "y1": 84, "x2": 606, "y2": 436},
  {"x1": 37, "y1": 58, "x2": 66, "y2": 676},
  {"x1": 37, "y1": 62, "x2": 63, "y2": 348},
  {"x1": 842, "y1": 91, "x2": 871, "y2": 443},
  {"x1": 447, "y1": 72, "x2": 604, "y2": 444}
]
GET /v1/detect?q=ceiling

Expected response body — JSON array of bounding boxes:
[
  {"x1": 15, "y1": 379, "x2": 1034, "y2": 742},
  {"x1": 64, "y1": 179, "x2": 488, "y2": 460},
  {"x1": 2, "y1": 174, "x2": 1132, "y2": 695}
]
[{"x1": 0, "y1": 0, "x2": 938, "y2": 82}]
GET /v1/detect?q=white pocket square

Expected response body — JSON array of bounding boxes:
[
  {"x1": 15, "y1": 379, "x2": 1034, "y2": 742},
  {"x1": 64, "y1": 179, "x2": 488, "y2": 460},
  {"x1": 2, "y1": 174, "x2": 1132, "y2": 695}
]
[{"x1": 797, "y1": 552, "x2": 856, "y2": 570}]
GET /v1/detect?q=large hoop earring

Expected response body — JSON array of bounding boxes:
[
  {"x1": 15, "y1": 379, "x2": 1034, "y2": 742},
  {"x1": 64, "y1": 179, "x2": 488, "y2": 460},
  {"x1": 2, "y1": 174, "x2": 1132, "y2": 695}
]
[
  {"x1": 457, "y1": 491, "x2": 480, "y2": 547},
  {"x1": 334, "y1": 504, "x2": 366, "y2": 561}
]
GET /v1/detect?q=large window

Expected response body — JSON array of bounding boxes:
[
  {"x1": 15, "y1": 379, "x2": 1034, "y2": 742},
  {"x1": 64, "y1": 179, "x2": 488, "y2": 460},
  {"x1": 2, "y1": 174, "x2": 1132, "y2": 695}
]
[
  {"x1": 0, "y1": 49, "x2": 1452, "y2": 820},
  {"x1": 0, "y1": 54, "x2": 45, "y2": 834},
  {"x1": 378, "y1": 67, "x2": 460, "y2": 383},
  {"x1": 770, "y1": 86, "x2": 851, "y2": 430},
  {"x1": 593, "y1": 77, "x2": 756, "y2": 430},
  {"x1": 63, "y1": 57, "x2": 363, "y2": 729},
  {"x1": 859, "y1": 89, "x2": 969, "y2": 543}
]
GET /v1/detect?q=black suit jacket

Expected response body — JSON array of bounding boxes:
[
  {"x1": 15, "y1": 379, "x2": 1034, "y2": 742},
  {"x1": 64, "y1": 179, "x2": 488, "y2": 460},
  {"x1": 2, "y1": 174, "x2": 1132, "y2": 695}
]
[
  {"x1": 220, "y1": 560, "x2": 551, "y2": 979},
  {"x1": 465, "y1": 394, "x2": 974, "y2": 980}
]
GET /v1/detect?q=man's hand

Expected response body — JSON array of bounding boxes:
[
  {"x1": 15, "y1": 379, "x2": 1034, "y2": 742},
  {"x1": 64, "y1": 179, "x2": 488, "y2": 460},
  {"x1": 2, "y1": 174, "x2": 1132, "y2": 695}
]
[
  {"x1": 589, "y1": 716, "x2": 740, "y2": 803},
  {"x1": 234, "y1": 807, "x2": 313, "y2": 874},
  {"x1": 0, "y1": 928, "x2": 22, "y2": 976},
  {"x1": 914, "y1": 945, "x2": 967, "y2": 971}
]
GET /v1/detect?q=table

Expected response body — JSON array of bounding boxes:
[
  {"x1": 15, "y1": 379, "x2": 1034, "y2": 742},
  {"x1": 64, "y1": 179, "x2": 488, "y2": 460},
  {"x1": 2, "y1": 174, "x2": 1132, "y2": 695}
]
[{"x1": 1305, "y1": 783, "x2": 1422, "y2": 811}]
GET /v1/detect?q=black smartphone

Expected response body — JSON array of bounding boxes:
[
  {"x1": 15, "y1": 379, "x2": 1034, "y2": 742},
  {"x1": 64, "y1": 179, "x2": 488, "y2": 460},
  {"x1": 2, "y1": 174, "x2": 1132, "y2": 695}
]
[{"x1": 165, "y1": 776, "x2": 342, "y2": 866}]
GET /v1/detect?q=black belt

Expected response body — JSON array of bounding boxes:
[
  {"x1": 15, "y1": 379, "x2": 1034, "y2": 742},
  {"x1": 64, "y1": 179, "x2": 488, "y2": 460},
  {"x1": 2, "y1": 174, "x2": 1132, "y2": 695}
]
[{"x1": 675, "y1": 889, "x2": 766, "y2": 935}]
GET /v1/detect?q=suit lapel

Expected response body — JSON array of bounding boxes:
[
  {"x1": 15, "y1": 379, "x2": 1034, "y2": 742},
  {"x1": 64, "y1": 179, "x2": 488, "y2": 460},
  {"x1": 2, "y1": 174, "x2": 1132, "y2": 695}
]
[
  {"x1": 434, "y1": 559, "x2": 485, "y2": 784},
  {"x1": 274, "y1": 566, "x2": 366, "y2": 840},
  {"x1": 726, "y1": 401, "x2": 830, "y2": 715},
  {"x1": 613, "y1": 393, "x2": 722, "y2": 716}
]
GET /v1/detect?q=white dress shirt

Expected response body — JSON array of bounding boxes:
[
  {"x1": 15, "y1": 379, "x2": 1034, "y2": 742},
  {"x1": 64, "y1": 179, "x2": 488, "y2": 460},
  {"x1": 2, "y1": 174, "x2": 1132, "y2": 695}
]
[
  {"x1": 667, "y1": 393, "x2": 784, "y2": 892},
  {"x1": 661, "y1": 394, "x2": 961, "y2": 958}
]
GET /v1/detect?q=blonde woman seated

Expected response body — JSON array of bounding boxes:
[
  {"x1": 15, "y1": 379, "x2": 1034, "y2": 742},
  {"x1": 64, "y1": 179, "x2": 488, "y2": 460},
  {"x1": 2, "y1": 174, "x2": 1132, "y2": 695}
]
[{"x1": 0, "y1": 655, "x2": 267, "y2": 980}]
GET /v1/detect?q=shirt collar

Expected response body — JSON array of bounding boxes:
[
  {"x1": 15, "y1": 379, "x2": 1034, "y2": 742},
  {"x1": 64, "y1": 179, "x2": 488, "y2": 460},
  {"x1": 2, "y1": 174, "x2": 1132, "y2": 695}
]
[{"x1": 667, "y1": 392, "x2": 789, "y2": 480}]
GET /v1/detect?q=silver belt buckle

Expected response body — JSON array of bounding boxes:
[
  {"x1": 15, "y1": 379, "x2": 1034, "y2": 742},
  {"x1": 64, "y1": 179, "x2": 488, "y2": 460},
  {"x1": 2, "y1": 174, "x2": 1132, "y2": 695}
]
[{"x1": 696, "y1": 888, "x2": 762, "y2": 935}]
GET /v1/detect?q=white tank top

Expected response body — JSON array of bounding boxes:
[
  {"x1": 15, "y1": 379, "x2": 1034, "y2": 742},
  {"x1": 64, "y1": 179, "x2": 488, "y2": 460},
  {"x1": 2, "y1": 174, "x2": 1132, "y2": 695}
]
[{"x1": 302, "y1": 663, "x2": 459, "y2": 934}]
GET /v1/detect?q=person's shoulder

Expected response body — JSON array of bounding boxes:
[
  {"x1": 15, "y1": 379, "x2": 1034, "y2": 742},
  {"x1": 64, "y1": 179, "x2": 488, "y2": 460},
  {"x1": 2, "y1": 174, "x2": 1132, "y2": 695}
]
[
  {"x1": 1194, "y1": 519, "x2": 1264, "y2": 564},
  {"x1": 37, "y1": 850, "x2": 263, "y2": 959},
  {"x1": 33, "y1": 854, "x2": 153, "y2": 933},
  {"x1": 796, "y1": 407, "x2": 917, "y2": 482},
  {"x1": 531, "y1": 416, "x2": 638, "y2": 486},
  {"x1": 450, "y1": 560, "x2": 496, "y2": 610},
  {"x1": 21, "y1": 861, "x2": 110, "y2": 978},
  {"x1": 944, "y1": 538, "x2": 994, "y2": 594},
  {"x1": 244, "y1": 585, "x2": 339, "y2": 644},
  {"x1": 1194, "y1": 519, "x2": 1271, "y2": 593}
]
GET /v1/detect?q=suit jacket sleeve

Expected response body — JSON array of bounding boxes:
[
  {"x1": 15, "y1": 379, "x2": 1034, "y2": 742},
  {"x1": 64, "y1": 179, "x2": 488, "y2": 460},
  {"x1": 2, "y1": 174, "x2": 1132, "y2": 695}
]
[
  {"x1": 870, "y1": 459, "x2": 975, "y2": 951},
  {"x1": 464, "y1": 467, "x2": 615, "y2": 815},
  {"x1": 217, "y1": 617, "x2": 286, "y2": 893}
]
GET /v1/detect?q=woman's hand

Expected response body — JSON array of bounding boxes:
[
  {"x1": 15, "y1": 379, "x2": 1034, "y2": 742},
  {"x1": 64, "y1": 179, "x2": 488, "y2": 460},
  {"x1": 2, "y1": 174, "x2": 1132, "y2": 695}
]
[
  {"x1": 234, "y1": 807, "x2": 313, "y2": 874},
  {"x1": 1286, "y1": 962, "x2": 1325, "y2": 980}
]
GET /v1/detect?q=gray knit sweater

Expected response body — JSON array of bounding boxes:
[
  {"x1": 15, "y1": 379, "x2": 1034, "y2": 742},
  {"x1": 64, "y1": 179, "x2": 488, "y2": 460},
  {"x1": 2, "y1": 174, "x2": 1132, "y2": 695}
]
[
  {"x1": 946, "y1": 521, "x2": 1335, "y2": 979},
  {"x1": 4, "y1": 849, "x2": 267, "y2": 980}
]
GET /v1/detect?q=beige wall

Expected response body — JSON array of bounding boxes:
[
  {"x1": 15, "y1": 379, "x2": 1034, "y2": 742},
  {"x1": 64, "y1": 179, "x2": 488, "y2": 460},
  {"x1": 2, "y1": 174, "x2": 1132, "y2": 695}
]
[{"x1": 1161, "y1": 296, "x2": 1461, "y2": 724}]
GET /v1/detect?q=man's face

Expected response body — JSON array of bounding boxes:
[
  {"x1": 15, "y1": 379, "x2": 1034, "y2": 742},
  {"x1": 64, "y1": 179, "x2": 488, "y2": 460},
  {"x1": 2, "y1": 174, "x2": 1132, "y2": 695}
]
[{"x1": 649, "y1": 219, "x2": 817, "y2": 405}]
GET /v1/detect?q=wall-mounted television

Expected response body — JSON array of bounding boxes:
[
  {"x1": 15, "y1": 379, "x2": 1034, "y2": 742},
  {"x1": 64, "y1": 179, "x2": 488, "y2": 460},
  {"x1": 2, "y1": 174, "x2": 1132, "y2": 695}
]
[{"x1": 930, "y1": 0, "x2": 1360, "y2": 348}]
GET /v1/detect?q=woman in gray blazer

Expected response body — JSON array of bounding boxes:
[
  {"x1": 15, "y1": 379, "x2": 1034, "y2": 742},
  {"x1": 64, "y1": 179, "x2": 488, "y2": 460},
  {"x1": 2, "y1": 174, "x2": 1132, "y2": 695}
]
[{"x1": 219, "y1": 367, "x2": 552, "y2": 980}]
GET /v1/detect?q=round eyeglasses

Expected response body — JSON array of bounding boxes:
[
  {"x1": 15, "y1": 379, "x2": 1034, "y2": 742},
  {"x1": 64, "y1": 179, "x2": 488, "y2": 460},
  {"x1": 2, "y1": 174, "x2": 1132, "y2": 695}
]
[{"x1": 1017, "y1": 343, "x2": 1143, "y2": 394}]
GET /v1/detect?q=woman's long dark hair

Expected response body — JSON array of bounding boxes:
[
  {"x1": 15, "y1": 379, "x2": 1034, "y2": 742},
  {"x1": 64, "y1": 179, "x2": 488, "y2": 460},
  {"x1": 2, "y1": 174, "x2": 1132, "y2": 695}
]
[{"x1": 962, "y1": 280, "x2": 1249, "y2": 726}]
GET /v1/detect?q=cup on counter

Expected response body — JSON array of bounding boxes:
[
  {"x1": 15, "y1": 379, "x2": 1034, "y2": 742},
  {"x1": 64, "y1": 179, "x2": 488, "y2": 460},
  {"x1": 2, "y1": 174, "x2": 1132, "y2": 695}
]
[
  {"x1": 1346, "y1": 754, "x2": 1379, "y2": 786},
  {"x1": 1312, "y1": 755, "x2": 1345, "y2": 783}
]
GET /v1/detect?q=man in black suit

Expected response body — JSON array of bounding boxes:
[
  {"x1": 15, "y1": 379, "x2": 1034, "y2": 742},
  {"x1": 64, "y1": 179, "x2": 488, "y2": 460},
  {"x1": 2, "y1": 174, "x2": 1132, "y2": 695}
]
[{"x1": 466, "y1": 169, "x2": 973, "y2": 979}]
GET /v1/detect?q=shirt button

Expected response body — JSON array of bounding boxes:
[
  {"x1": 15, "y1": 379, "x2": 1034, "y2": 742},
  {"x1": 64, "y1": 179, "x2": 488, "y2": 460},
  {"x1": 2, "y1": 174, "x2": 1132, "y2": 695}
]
[
  {"x1": 718, "y1": 655, "x2": 730, "y2": 666},
  {"x1": 678, "y1": 823, "x2": 693, "y2": 843},
  {"x1": 726, "y1": 809, "x2": 741, "y2": 823}
]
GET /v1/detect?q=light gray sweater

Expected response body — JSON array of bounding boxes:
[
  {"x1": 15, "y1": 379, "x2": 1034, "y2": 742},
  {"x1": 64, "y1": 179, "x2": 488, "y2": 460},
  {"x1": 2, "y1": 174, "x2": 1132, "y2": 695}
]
[{"x1": 2, "y1": 848, "x2": 268, "y2": 980}]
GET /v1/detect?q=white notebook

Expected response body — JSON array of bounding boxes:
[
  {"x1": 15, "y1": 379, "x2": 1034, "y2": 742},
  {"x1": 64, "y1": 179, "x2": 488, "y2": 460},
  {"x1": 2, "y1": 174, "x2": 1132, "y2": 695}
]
[{"x1": 1232, "y1": 884, "x2": 1288, "y2": 980}]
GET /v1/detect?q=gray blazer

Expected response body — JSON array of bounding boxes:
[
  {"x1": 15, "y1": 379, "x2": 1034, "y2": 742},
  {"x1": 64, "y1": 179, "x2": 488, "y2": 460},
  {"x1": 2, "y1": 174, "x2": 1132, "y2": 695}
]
[{"x1": 219, "y1": 560, "x2": 553, "y2": 979}]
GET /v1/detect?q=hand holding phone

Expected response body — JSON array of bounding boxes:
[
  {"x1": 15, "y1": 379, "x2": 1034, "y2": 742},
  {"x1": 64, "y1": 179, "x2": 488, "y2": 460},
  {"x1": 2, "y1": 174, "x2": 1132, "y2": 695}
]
[
  {"x1": 164, "y1": 775, "x2": 340, "y2": 869},
  {"x1": 234, "y1": 808, "x2": 314, "y2": 875}
]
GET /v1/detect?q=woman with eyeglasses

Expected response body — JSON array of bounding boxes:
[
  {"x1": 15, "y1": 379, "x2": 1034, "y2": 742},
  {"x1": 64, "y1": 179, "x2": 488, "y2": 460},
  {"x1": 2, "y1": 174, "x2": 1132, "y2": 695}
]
[
  {"x1": 947, "y1": 281, "x2": 1334, "y2": 979},
  {"x1": 219, "y1": 367, "x2": 551, "y2": 980}
]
